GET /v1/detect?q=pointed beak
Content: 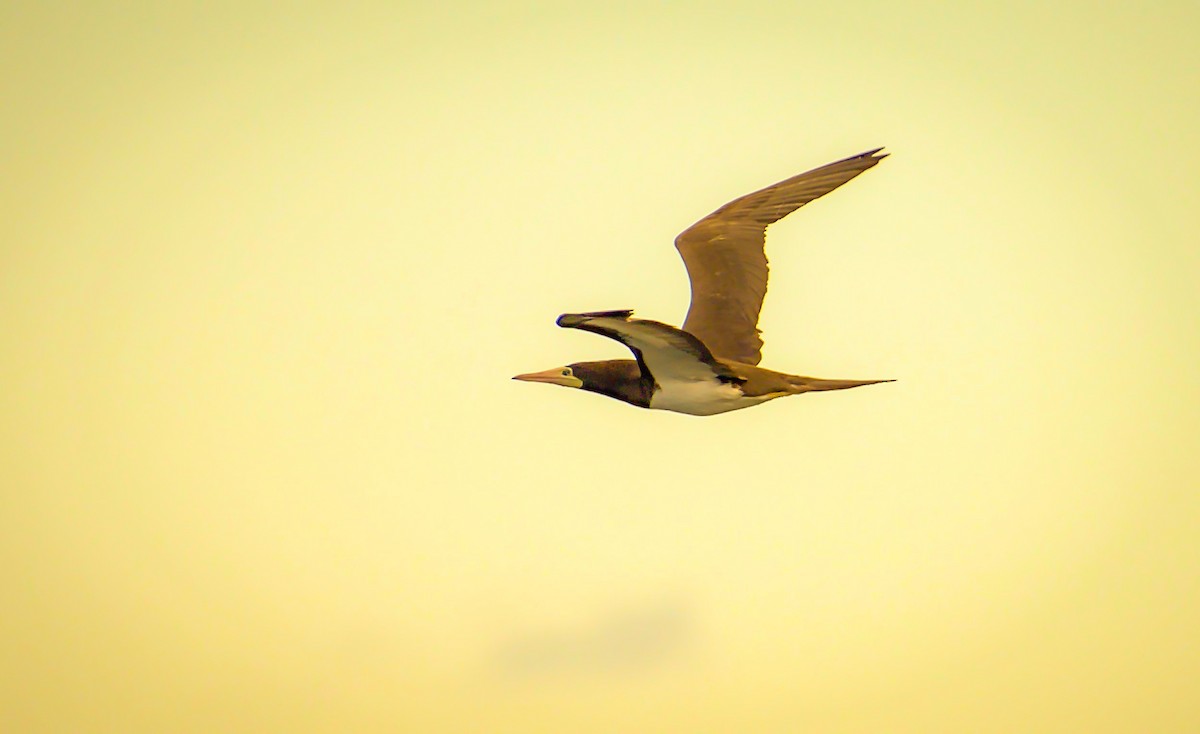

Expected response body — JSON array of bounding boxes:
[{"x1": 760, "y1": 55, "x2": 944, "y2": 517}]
[{"x1": 512, "y1": 368, "x2": 583, "y2": 388}]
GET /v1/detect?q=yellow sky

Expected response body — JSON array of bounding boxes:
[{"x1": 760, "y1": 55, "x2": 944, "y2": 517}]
[{"x1": 3, "y1": 2, "x2": 1198, "y2": 732}]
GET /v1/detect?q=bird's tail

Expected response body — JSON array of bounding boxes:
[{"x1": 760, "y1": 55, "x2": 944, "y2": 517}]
[{"x1": 787, "y1": 376, "x2": 895, "y2": 393}]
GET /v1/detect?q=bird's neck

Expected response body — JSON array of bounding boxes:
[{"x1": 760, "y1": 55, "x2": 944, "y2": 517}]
[{"x1": 581, "y1": 360, "x2": 653, "y2": 408}]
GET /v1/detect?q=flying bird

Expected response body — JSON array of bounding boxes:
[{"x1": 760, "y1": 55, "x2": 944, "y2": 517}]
[{"x1": 513, "y1": 148, "x2": 893, "y2": 416}]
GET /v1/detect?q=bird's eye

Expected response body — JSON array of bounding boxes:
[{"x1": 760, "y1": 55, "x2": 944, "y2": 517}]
[{"x1": 561, "y1": 369, "x2": 571, "y2": 376}]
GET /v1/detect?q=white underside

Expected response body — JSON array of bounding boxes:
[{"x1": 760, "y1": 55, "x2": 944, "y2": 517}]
[
  {"x1": 648, "y1": 378, "x2": 782, "y2": 416},
  {"x1": 568, "y1": 314, "x2": 789, "y2": 416}
]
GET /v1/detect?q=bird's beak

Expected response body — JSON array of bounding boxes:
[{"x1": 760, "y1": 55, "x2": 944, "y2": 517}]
[{"x1": 512, "y1": 368, "x2": 583, "y2": 388}]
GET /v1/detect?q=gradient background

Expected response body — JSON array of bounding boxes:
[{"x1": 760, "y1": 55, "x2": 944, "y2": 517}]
[{"x1": 3, "y1": 2, "x2": 1198, "y2": 732}]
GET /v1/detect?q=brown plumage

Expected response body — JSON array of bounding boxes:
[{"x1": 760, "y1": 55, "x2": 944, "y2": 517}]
[
  {"x1": 513, "y1": 149, "x2": 893, "y2": 416},
  {"x1": 677, "y1": 148, "x2": 887, "y2": 365}
]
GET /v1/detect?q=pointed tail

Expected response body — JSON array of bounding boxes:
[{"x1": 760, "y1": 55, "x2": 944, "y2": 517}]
[{"x1": 787, "y1": 376, "x2": 895, "y2": 393}]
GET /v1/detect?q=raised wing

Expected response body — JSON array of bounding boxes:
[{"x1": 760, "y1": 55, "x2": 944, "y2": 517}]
[
  {"x1": 675, "y1": 148, "x2": 887, "y2": 365},
  {"x1": 556, "y1": 310, "x2": 743, "y2": 384}
]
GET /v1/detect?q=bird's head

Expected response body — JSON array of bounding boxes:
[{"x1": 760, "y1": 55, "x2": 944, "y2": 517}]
[
  {"x1": 512, "y1": 360, "x2": 648, "y2": 407},
  {"x1": 511, "y1": 364, "x2": 586, "y2": 389}
]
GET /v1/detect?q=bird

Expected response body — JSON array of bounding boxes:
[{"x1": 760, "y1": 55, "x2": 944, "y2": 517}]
[{"x1": 513, "y1": 148, "x2": 893, "y2": 416}]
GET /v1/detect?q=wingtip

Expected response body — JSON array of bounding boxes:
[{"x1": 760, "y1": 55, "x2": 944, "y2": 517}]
[
  {"x1": 829, "y1": 147, "x2": 888, "y2": 169},
  {"x1": 556, "y1": 309, "x2": 635, "y2": 328}
]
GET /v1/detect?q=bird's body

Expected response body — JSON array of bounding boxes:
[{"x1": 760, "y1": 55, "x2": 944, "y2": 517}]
[
  {"x1": 650, "y1": 373, "x2": 765, "y2": 416},
  {"x1": 514, "y1": 149, "x2": 893, "y2": 416}
]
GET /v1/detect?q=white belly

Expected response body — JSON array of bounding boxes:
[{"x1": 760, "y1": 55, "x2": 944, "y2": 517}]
[{"x1": 648, "y1": 378, "x2": 778, "y2": 416}]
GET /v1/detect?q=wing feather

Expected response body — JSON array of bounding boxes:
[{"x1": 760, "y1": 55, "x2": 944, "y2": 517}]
[
  {"x1": 675, "y1": 148, "x2": 887, "y2": 365},
  {"x1": 556, "y1": 311, "x2": 742, "y2": 384}
]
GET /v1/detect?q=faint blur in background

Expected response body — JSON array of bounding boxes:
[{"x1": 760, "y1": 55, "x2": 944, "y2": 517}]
[{"x1": 2, "y1": 2, "x2": 1198, "y2": 732}]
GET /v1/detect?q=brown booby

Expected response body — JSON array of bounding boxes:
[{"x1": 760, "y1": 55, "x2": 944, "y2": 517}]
[{"x1": 514, "y1": 148, "x2": 893, "y2": 416}]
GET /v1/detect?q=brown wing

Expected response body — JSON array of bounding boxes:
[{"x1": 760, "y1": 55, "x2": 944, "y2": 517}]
[
  {"x1": 675, "y1": 148, "x2": 887, "y2": 365},
  {"x1": 556, "y1": 310, "x2": 744, "y2": 384}
]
